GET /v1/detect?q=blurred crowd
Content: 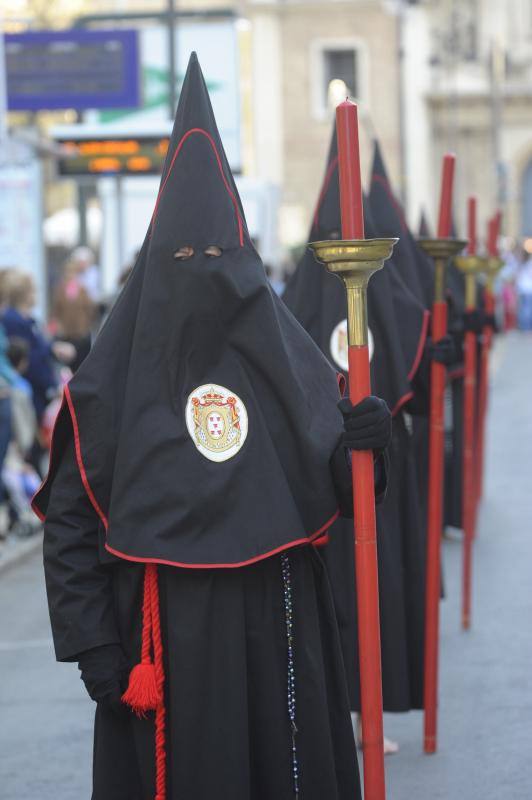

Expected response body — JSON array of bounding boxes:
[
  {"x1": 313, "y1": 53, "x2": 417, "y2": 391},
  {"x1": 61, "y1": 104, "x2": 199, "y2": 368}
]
[
  {"x1": 0, "y1": 247, "x2": 107, "y2": 544},
  {"x1": 0, "y1": 236, "x2": 530, "y2": 547},
  {"x1": 499, "y1": 244, "x2": 532, "y2": 331}
]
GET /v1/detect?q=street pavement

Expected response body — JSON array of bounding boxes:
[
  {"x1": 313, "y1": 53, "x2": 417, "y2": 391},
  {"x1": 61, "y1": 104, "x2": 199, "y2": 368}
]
[
  {"x1": 0, "y1": 548, "x2": 92, "y2": 800},
  {"x1": 0, "y1": 331, "x2": 530, "y2": 799},
  {"x1": 383, "y1": 331, "x2": 532, "y2": 798}
]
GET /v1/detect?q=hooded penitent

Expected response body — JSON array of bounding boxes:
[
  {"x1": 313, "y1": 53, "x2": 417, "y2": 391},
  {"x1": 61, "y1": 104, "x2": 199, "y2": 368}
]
[
  {"x1": 283, "y1": 131, "x2": 428, "y2": 416},
  {"x1": 369, "y1": 141, "x2": 434, "y2": 310},
  {"x1": 37, "y1": 54, "x2": 361, "y2": 800},
  {"x1": 283, "y1": 126, "x2": 429, "y2": 711},
  {"x1": 444, "y1": 255, "x2": 467, "y2": 529},
  {"x1": 369, "y1": 143, "x2": 439, "y2": 529},
  {"x1": 418, "y1": 208, "x2": 431, "y2": 238},
  {"x1": 34, "y1": 62, "x2": 344, "y2": 567}
]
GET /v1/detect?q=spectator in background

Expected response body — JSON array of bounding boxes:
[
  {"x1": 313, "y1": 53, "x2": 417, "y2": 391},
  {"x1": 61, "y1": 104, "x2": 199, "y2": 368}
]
[
  {"x1": 6, "y1": 337, "x2": 35, "y2": 456},
  {"x1": 502, "y1": 277, "x2": 518, "y2": 331},
  {"x1": 71, "y1": 246, "x2": 101, "y2": 303},
  {"x1": 4, "y1": 336, "x2": 40, "y2": 536},
  {"x1": 517, "y1": 256, "x2": 532, "y2": 330},
  {"x1": 0, "y1": 271, "x2": 16, "y2": 539},
  {"x1": 52, "y1": 259, "x2": 96, "y2": 371},
  {"x1": 1, "y1": 271, "x2": 74, "y2": 422}
]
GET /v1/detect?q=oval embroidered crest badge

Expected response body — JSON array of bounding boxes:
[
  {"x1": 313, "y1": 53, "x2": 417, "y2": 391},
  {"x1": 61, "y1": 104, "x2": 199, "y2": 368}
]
[
  {"x1": 330, "y1": 319, "x2": 374, "y2": 370},
  {"x1": 185, "y1": 384, "x2": 248, "y2": 462}
]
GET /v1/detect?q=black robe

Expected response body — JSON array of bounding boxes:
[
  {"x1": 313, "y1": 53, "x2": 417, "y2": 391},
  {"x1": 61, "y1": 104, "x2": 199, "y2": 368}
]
[
  {"x1": 45, "y1": 438, "x2": 359, "y2": 800},
  {"x1": 367, "y1": 141, "x2": 434, "y2": 545},
  {"x1": 444, "y1": 263, "x2": 467, "y2": 529},
  {"x1": 38, "y1": 53, "x2": 361, "y2": 800},
  {"x1": 283, "y1": 133, "x2": 428, "y2": 712}
]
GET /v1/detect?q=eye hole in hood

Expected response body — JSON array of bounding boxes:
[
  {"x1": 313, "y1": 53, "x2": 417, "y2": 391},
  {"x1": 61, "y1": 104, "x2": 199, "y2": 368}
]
[
  {"x1": 204, "y1": 246, "x2": 222, "y2": 257},
  {"x1": 174, "y1": 246, "x2": 194, "y2": 260}
]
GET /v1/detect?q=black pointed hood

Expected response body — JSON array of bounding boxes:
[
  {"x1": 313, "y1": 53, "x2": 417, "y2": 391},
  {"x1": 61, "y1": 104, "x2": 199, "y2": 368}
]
[
  {"x1": 33, "y1": 53, "x2": 345, "y2": 567},
  {"x1": 368, "y1": 141, "x2": 434, "y2": 308},
  {"x1": 418, "y1": 209, "x2": 431, "y2": 238},
  {"x1": 151, "y1": 52, "x2": 247, "y2": 255},
  {"x1": 283, "y1": 126, "x2": 429, "y2": 416}
]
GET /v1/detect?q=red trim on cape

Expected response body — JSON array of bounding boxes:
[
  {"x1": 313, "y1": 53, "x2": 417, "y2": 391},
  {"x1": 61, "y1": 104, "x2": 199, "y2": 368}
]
[
  {"x1": 31, "y1": 390, "x2": 69, "y2": 522},
  {"x1": 63, "y1": 385, "x2": 110, "y2": 530},
  {"x1": 151, "y1": 127, "x2": 244, "y2": 246},
  {"x1": 104, "y1": 510, "x2": 340, "y2": 569},
  {"x1": 36, "y1": 383, "x2": 341, "y2": 569},
  {"x1": 408, "y1": 309, "x2": 430, "y2": 381},
  {"x1": 390, "y1": 390, "x2": 414, "y2": 418},
  {"x1": 388, "y1": 308, "x2": 429, "y2": 417}
]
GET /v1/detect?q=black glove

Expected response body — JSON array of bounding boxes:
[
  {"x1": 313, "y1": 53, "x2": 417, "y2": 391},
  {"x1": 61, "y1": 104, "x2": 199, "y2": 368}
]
[
  {"x1": 330, "y1": 437, "x2": 389, "y2": 518},
  {"x1": 463, "y1": 309, "x2": 484, "y2": 335},
  {"x1": 78, "y1": 644, "x2": 130, "y2": 716},
  {"x1": 427, "y1": 335, "x2": 456, "y2": 366},
  {"x1": 337, "y1": 396, "x2": 392, "y2": 452}
]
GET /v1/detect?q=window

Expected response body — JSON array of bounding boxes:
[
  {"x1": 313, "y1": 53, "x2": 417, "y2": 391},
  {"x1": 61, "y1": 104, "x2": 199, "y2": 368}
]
[
  {"x1": 310, "y1": 39, "x2": 367, "y2": 120},
  {"x1": 323, "y1": 49, "x2": 358, "y2": 100}
]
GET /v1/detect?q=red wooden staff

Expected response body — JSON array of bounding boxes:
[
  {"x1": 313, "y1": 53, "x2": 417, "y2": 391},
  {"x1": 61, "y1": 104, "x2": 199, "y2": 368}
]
[
  {"x1": 336, "y1": 100, "x2": 386, "y2": 800},
  {"x1": 459, "y1": 198, "x2": 481, "y2": 630},
  {"x1": 311, "y1": 101, "x2": 397, "y2": 800},
  {"x1": 421, "y1": 153, "x2": 456, "y2": 754},
  {"x1": 476, "y1": 213, "x2": 501, "y2": 508}
]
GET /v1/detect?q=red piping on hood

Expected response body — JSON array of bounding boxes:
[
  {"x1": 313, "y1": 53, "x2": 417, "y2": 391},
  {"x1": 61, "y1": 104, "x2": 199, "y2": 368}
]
[{"x1": 151, "y1": 127, "x2": 244, "y2": 246}]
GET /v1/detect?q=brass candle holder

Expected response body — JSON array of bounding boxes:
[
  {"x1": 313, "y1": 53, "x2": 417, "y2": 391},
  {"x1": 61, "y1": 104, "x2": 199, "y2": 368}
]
[
  {"x1": 308, "y1": 238, "x2": 398, "y2": 345},
  {"x1": 454, "y1": 254, "x2": 485, "y2": 307},
  {"x1": 484, "y1": 256, "x2": 504, "y2": 292},
  {"x1": 418, "y1": 238, "x2": 469, "y2": 303},
  {"x1": 309, "y1": 236, "x2": 397, "y2": 800},
  {"x1": 453, "y1": 252, "x2": 486, "y2": 632},
  {"x1": 417, "y1": 236, "x2": 467, "y2": 755}
]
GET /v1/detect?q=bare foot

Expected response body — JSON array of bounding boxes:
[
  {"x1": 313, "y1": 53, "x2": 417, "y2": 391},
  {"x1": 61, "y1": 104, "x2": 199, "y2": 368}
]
[
  {"x1": 383, "y1": 736, "x2": 399, "y2": 755},
  {"x1": 353, "y1": 713, "x2": 399, "y2": 755}
]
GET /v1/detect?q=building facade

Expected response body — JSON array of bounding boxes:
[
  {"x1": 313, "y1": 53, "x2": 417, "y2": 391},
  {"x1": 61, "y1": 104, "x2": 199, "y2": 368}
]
[
  {"x1": 405, "y1": 0, "x2": 532, "y2": 242},
  {"x1": 245, "y1": 0, "x2": 403, "y2": 249},
  {"x1": 6, "y1": 0, "x2": 532, "y2": 261}
]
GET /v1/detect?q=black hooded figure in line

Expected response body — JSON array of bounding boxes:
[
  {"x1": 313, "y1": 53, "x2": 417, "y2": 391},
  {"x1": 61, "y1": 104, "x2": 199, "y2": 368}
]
[
  {"x1": 369, "y1": 144, "x2": 445, "y2": 541},
  {"x1": 442, "y1": 236, "x2": 467, "y2": 531},
  {"x1": 283, "y1": 127, "x2": 431, "y2": 732},
  {"x1": 33, "y1": 55, "x2": 394, "y2": 800},
  {"x1": 412, "y1": 211, "x2": 467, "y2": 531}
]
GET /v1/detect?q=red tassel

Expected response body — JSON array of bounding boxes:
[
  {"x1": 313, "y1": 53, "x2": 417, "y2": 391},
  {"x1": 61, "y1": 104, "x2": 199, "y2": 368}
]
[
  {"x1": 122, "y1": 563, "x2": 166, "y2": 798},
  {"x1": 122, "y1": 662, "x2": 161, "y2": 715}
]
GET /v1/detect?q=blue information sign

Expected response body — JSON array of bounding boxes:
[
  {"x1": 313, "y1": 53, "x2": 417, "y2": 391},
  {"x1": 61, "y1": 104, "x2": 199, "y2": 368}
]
[{"x1": 5, "y1": 29, "x2": 140, "y2": 111}]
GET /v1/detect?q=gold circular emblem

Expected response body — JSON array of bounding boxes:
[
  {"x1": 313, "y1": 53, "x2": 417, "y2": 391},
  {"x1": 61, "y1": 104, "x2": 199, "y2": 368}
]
[{"x1": 185, "y1": 384, "x2": 248, "y2": 462}]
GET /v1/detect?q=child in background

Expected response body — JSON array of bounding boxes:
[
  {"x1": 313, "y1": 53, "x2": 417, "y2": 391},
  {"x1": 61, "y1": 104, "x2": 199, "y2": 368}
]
[
  {"x1": 4, "y1": 337, "x2": 40, "y2": 536},
  {"x1": 7, "y1": 338, "x2": 35, "y2": 454}
]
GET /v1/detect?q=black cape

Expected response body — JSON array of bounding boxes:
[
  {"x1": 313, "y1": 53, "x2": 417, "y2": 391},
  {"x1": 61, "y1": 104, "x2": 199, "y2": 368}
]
[
  {"x1": 418, "y1": 209, "x2": 431, "y2": 238},
  {"x1": 368, "y1": 142, "x2": 434, "y2": 310},
  {"x1": 283, "y1": 128, "x2": 428, "y2": 711},
  {"x1": 444, "y1": 262, "x2": 466, "y2": 529},
  {"x1": 34, "y1": 56, "x2": 349, "y2": 569},
  {"x1": 38, "y1": 53, "x2": 360, "y2": 800},
  {"x1": 368, "y1": 140, "x2": 435, "y2": 535}
]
